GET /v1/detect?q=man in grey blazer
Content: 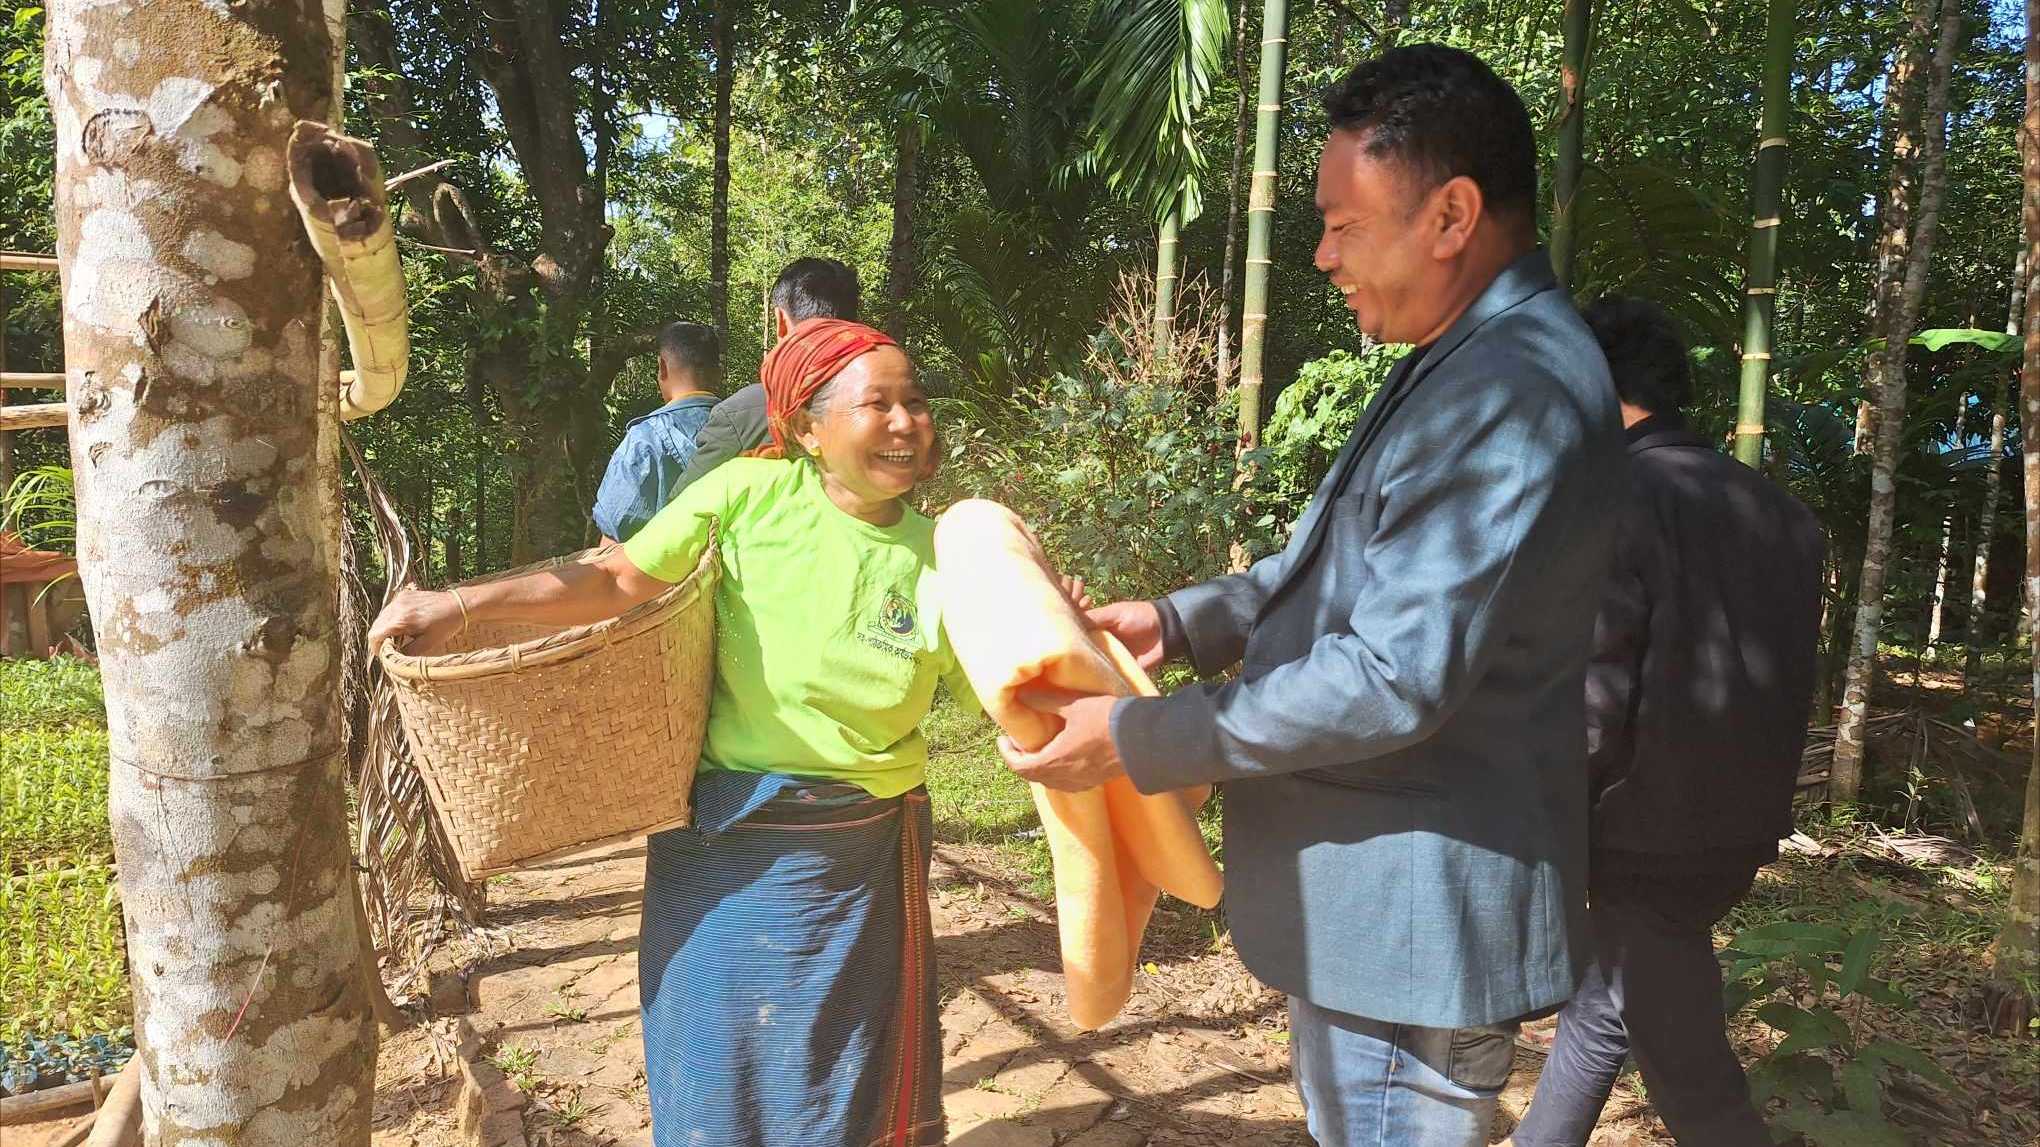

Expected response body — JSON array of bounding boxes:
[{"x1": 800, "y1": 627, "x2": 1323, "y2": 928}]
[{"x1": 1001, "y1": 45, "x2": 1626, "y2": 1145}]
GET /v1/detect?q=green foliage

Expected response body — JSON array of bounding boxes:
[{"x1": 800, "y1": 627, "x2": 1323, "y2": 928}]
[
  {"x1": 1073, "y1": 0, "x2": 1230, "y2": 226},
  {"x1": 0, "y1": 660, "x2": 124, "y2": 1046},
  {"x1": 2, "y1": 465, "x2": 77, "y2": 555},
  {"x1": 1255, "y1": 345, "x2": 1404, "y2": 524},
  {"x1": 0, "y1": 656, "x2": 102, "y2": 732},
  {"x1": 1720, "y1": 922, "x2": 1955, "y2": 1146},
  {"x1": 929, "y1": 280, "x2": 1266, "y2": 602},
  {"x1": 1, "y1": 3, "x2": 52, "y2": 255}
]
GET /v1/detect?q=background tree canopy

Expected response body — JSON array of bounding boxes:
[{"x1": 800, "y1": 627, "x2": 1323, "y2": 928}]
[{"x1": 1, "y1": 0, "x2": 2030, "y2": 760}]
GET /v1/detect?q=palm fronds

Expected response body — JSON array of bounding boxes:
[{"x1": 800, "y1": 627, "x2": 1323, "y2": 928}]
[
  {"x1": 1074, "y1": 0, "x2": 1230, "y2": 226},
  {"x1": 341, "y1": 432, "x2": 482, "y2": 1011}
]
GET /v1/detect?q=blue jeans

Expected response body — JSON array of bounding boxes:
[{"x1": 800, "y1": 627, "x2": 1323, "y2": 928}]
[{"x1": 1289, "y1": 996, "x2": 1518, "y2": 1147}]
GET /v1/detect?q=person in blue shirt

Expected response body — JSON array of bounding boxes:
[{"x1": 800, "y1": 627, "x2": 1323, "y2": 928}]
[{"x1": 593, "y1": 321, "x2": 724, "y2": 544}]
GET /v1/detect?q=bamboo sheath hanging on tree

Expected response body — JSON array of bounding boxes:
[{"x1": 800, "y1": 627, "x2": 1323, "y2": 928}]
[{"x1": 286, "y1": 121, "x2": 408, "y2": 421}]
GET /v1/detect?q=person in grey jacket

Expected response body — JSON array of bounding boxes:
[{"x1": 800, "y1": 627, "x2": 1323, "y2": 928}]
[
  {"x1": 669, "y1": 257, "x2": 861, "y2": 495},
  {"x1": 1000, "y1": 45, "x2": 1627, "y2": 1146}
]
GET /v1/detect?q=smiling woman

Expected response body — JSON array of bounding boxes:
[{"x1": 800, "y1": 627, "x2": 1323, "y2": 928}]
[{"x1": 368, "y1": 318, "x2": 971, "y2": 1147}]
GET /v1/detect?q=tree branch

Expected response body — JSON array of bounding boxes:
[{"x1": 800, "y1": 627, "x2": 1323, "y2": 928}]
[
  {"x1": 1320, "y1": 0, "x2": 1381, "y2": 38},
  {"x1": 348, "y1": 8, "x2": 453, "y2": 246},
  {"x1": 589, "y1": 325, "x2": 664, "y2": 393}
]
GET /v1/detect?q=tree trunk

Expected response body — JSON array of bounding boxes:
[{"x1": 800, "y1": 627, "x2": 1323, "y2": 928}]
[
  {"x1": 1153, "y1": 197, "x2": 1181, "y2": 355},
  {"x1": 352, "y1": 4, "x2": 622, "y2": 561},
  {"x1": 1831, "y1": 0, "x2": 1961, "y2": 801},
  {"x1": 709, "y1": 1, "x2": 735, "y2": 345},
  {"x1": 1734, "y1": 0, "x2": 1793, "y2": 466},
  {"x1": 1549, "y1": 0, "x2": 1594, "y2": 290},
  {"x1": 1216, "y1": 0, "x2": 1250, "y2": 384},
  {"x1": 1971, "y1": 231, "x2": 2029, "y2": 681},
  {"x1": 1991, "y1": 0, "x2": 2039, "y2": 1023},
  {"x1": 1236, "y1": 0, "x2": 1288, "y2": 454},
  {"x1": 1853, "y1": 0, "x2": 1937, "y2": 456},
  {"x1": 44, "y1": 0, "x2": 376, "y2": 1141},
  {"x1": 1930, "y1": 400, "x2": 1971, "y2": 649},
  {"x1": 885, "y1": 122, "x2": 919, "y2": 345}
]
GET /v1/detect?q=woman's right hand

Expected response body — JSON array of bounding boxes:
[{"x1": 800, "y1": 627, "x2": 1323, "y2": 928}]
[
  {"x1": 368, "y1": 588, "x2": 468, "y2": 655},
  {"x1": 1086, "y1": 600, "x2": 1165, "y2": 671}
]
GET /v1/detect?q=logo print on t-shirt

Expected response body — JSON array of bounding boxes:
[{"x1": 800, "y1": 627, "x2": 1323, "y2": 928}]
[{"x1": 879, "y1": 590, "x2": 918, "y2": 638}]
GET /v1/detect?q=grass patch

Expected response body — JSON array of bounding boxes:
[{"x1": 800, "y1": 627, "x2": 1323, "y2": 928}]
[
  {"x1": 0, "y1": 656, "x2": 103, "y2": 731},
  {"x1": 0, "y1": 657, "x2": 126, "y2": 1048},
  {"x1": 922, "y1": 690, "x2": 1053, "y2": 896}
]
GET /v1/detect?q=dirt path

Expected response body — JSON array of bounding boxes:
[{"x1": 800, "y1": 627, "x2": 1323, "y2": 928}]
[{"x1": 365, "y1": 839, "x2": 1664, "y2": 1147}]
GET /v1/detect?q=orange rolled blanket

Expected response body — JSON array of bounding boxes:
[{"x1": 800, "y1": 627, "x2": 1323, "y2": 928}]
[{"x1": 933, "y1": 499, "x2": 1222, "y2": 1030}]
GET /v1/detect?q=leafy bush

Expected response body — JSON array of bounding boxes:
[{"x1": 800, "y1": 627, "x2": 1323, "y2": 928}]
[
  {"x1": 1, "y1": 464, "x2": 76, "y2": 553},
  {"x1": 1255, "y1": 343, "x2": 1404, "y2": 525},
  {"x1": 928, "y1": 276, "x2": 1271, "y2": 603},
  {"x1": 1720, "y1": 921, "x2": 1955, "y2": 1147},
  {"x1": 0, "y1": 656, "x2": 103, "y2": 731}
]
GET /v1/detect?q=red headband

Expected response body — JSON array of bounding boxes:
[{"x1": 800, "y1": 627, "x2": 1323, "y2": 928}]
[{"x1": 757, "y1": 318, "x2": 899, "y2": 457}]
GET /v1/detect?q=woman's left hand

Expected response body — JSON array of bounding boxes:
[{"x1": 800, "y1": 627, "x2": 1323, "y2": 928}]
[
  {"x1": 1057, "y1": 574, "x2": 1094, "y2": 612},
  {"x1": 368, "y1": 588, "x2": 467, "y2": 655}
]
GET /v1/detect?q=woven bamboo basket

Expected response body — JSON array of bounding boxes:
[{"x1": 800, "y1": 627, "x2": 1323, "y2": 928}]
[{"x1": 379, "y1": 531, "x2": 719, "y2": 880}]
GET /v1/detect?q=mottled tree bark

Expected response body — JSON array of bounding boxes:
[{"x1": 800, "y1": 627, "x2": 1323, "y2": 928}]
[
  {"x1": 43, "y1": 0, "x2": 376, "y2": 1140},
  {"x1": 1831, "y1": 0, "x2": 1961, "y2": 800}
]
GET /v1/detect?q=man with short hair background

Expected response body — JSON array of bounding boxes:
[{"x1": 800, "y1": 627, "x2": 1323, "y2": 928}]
[
  {"x1": 999, "y1": 45, "x2": 1627, "y2": 1146},
  {"x1": 672, "y1": 256, "x2": 862, "y2": 493},
  {"x1": 592, "y1": 321, "x2": 723, "y2": 545},
  {"x1": 1509, "y1": 296, "x2": 1823, "y2": 1147}
]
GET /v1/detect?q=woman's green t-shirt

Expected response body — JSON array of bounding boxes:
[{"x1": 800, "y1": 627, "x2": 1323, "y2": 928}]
[{"x1": 621, "y1": 458, "x2": 975, "y2": 798}]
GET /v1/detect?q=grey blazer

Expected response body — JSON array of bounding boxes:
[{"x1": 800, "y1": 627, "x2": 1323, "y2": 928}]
[{"x1": 1111, "y1": 251, "x2": 1626, "y2": 1028}]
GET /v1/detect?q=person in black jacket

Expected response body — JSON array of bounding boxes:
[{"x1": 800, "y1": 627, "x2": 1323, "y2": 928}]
[{"x1": 1510, "y1": 296, "x2": 1824, "y2": 1147}]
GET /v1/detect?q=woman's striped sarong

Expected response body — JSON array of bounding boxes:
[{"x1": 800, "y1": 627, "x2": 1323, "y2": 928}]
[{"x1": 639, "y1": 770, "x2": 942, "y2": 1147}]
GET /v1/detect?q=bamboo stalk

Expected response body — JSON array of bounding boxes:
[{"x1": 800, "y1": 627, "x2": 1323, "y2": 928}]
[
  {"x1": 1236, "y1": 0, "x2": 1289, "y2": 453},
  {"x1": 83, "y1": 1062, "x2": 140, "y2": 1147},
  {"x1": 1734, "y1": 0, "x2": 1794, "y2": 466},
  {"x1": 1549, "y1": 0, "x2": 1594, "y2": 288},
  {"x1": 0, "y1": 252, "x2": 59, "y2": 273},
  {"x1": 1153, "y1": 198, "x2": 1182, "y2": 355},
  {"x1": 1, "y1": 372, "x2": 64, "y2": 388},
  {"x1": 0, "y1": 1079, "x2": 98, "y2": 1124}
]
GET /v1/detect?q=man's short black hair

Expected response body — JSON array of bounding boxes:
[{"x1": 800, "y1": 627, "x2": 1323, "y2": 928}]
[
  {"x1": 1320, "y1": 44, "x2": 1536, "y2": 221},
  {"x1": 772, "y1": 257, "x2": 860, "y2": 323},
  {"x1": 1583, "y1": 295, "x2": 1692, "y2": 415},
  {"x1": 658, "y1": 321, "x2": 722, "y2": 381}
]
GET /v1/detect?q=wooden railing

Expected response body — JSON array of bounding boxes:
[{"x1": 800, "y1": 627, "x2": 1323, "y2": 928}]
[{"x1": 1, "y1": 250, "x2": 66, "y2": 656}]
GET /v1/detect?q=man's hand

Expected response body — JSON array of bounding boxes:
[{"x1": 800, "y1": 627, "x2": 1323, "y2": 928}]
[
  {"x1": 368, "y1": 588, "x2": 467, "y2": 655},
  {"x1": 998, "y1": 692, "x2": 1126, "y2": 792},
  {"x1": 1087, "y1": 600, "x2": 1164, "y2": 671},
  {"x1": 1057, "y1": 574, "x2": 1094, "y2": 612}
]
